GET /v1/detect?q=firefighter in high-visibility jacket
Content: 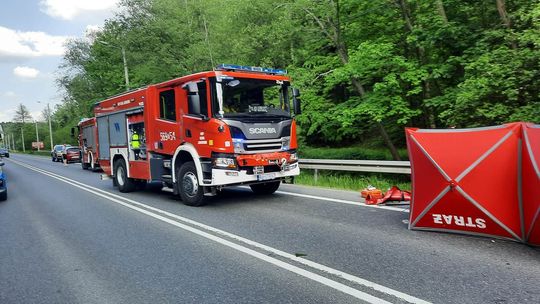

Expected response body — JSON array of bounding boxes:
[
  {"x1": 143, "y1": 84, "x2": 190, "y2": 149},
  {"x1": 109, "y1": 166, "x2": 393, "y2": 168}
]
[{"x1": 131, "y1": 130, "x2": 141, "y2": 159}]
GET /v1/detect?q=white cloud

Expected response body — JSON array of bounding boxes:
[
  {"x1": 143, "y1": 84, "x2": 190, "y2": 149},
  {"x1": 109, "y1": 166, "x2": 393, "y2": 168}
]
[
  {"x1": 14, "y1": 66, "x2": 40, "y2": 79},
  {"x1": 85, "y1": 24, "x2": 102, "y2": 40},
  {"x1": 30, "y1": 111, "x2": 44, "y2": 121},
  {"x1": 86, "y1": 24, "x2": 102, "y2": 33},
  {"x1": 0, "y1": 26, "x2": 68, "y2": 60},
  {"x1": 40, "y1": 0, "x2": 120, "y2": 20},
  {"x1": 0, "y1": 108, "x2": 15, "y2": 123}
]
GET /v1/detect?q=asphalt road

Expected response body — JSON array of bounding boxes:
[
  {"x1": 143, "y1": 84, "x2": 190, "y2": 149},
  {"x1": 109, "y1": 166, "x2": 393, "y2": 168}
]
[{"x1": 0, "y1": 154, "x2": 538, "y2": 303}]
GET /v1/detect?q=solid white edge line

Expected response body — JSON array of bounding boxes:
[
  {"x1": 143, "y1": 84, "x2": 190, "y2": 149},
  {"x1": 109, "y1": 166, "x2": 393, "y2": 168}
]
[
  {"x1": 275, "y1": 190, "x2": 410, "y2": 213},
  {"x1": 10, "y1": 158, "x2": 430, "y2": 304}
]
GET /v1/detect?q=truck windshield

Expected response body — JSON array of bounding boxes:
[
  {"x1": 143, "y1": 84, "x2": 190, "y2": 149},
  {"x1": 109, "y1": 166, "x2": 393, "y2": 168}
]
[{"x1": 212, "y1": 78, "x2": 291, "y2": 119}]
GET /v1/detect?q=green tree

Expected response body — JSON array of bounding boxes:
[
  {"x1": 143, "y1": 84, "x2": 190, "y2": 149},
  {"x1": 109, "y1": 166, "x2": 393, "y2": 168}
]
[{"x1": 54, "y1": 0, "x2": 540, "y2": 158}]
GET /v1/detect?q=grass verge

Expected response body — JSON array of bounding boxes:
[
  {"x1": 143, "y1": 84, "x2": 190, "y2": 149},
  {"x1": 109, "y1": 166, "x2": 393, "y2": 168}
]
[
  {"x1": 14, "y1": 150, "x2": 51, "y2": 157},
  {"x1": 295, "y1": 169, "x2": 411, "y2": 192},
  {"x1": 12, "y1": 151, "x2": 51, "y2": 157}
]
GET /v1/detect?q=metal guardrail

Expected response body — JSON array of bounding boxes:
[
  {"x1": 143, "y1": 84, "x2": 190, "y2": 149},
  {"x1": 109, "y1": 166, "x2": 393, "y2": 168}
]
[{"x1": 299, "y1": 159, "x2": 411, "y2": 175}]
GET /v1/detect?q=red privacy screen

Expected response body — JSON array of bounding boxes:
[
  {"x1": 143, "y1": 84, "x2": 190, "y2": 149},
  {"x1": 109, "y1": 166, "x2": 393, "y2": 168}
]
[{"x1": 406, "y1": 122, "x2": 539, "y2": 245}]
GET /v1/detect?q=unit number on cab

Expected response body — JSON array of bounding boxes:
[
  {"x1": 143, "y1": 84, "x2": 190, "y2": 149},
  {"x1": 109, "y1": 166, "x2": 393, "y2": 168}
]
[{"x1": 160, "y1": 131, "x2": 176, "y2": 141}]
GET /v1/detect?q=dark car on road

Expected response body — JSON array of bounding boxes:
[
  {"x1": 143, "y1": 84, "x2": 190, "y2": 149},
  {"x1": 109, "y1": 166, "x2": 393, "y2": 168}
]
[
  {"x1": 64, "y1": 147, "x2": 81, "y2": 163},
  {"x1": 0, "y1": 147, "x2": 9, "y2": 158},
  {"x1": 51, "y1": 144, "x2": 71, "y2": 162},
  {"x1": 0, "y1": 161, "x2": 7, "y2": 201}
]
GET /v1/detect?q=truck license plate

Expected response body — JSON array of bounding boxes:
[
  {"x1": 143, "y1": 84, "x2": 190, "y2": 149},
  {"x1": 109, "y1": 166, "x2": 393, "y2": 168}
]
[{"x1": 257, "y1": 173, "x2": 275, "y2": 181}]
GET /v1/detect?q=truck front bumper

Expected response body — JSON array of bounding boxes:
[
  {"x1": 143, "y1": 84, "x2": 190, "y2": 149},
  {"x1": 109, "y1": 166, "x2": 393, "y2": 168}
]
[{"x1": 208, "y1": 163, "x2": 300, "y2": 186}]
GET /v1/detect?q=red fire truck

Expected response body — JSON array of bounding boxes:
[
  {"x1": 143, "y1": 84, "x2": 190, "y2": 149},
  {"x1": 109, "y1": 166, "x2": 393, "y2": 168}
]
[
  {"x1": 94, "y1": 64, "x2": 301, "y2": 206},
  {"x1": 78, "y1": 117, "x2": 101, "y2": 171}
]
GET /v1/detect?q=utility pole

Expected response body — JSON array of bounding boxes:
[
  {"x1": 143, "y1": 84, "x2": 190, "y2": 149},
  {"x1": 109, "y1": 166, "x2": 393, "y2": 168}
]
[
  {"x1": 48, "y1": 103, "x2": 53, "y2": 150},
  {"x1": 35, "y1": 120, "x2": 40, "y2": 151},
  {"x1": 121, "y1": 46, "x2": 130, "y2": 91},
  {"x1": 21, "y1": 129, "x2": 25, "y2": 152},
  {"x1": 38, "y1": 101, "x2": 54, "y2": 150}
]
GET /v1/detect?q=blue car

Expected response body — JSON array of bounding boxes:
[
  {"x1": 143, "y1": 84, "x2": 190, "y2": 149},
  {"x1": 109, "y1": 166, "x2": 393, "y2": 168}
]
[
  {"x1": 0, "y1": 161, "x2": 6, "y2": 201},
  {"x1": 0, "y1": 147, "x2": 8, "y2": 158}
]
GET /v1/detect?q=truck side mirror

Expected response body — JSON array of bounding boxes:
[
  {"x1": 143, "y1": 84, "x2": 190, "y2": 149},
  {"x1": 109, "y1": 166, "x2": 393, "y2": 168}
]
[
  {"x1": 184, "y1": 82, "x2": 208, "y2": 120},
  {"x1": 292, "y1": 88, "x2": 301, "y2": 115},
  {"x1": 70, "y1": 127, "x2": 75, "y2": 137},
  {"x1": 186, "y1": 82, "x2": 199, "y2": 93}
]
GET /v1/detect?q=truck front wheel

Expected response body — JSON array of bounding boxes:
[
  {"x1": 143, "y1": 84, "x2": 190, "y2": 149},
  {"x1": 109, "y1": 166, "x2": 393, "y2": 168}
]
[
  {"x1": 176, "y1": 161, "x2": 205, "y2": 206},
  {"x1": 250, "y1": 181, "x2": 281, "y2": 195},
  {"x1": 114, "y1": 160, "x2": 135, "y2": 192}
]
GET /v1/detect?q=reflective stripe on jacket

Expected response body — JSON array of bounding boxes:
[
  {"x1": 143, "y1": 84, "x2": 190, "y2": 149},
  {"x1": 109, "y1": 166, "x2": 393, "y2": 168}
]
[{"x1": 131, "y1": 133, "x2": 140, "y2": 149}]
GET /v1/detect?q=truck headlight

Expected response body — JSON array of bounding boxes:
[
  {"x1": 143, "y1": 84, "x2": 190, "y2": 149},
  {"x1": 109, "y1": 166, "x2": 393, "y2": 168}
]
[
  {"x1": 281, "y1": 137, "x2": 290, "y2": 151},
  {"x1": 213, "y1": 158, "x2": 237, "y2": 169}
]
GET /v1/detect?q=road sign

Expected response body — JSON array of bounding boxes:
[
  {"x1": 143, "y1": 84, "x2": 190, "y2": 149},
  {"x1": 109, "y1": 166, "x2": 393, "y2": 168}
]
[{"x1": 32, "y1": 142, "x2": 44, "y2": 149}]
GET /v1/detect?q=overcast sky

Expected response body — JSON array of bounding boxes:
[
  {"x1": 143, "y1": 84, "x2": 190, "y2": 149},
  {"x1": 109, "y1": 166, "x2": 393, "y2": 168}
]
[{"x1": 0, "y1": 0, "x2": 121, "y2": 122}]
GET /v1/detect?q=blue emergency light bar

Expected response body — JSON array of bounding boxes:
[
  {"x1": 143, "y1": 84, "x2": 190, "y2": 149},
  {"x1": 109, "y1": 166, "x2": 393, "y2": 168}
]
[{"x1": 216, "y1": 64, "x2": 287, "y2": 75}]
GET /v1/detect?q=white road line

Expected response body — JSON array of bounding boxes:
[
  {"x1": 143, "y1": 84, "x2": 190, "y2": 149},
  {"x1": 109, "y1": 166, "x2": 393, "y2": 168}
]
[
  {"x1": 238, "y1": 185, "x2": 410, "y2": 213},
  {"x1": 275, "y1": 190, "x2": 410, "y2": 212},
  {"x1": 10, "y1": 158, "x2": 430, "y2": 304}
]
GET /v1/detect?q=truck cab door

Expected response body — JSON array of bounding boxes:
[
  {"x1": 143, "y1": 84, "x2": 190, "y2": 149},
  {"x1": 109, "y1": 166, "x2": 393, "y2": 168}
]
[
  {"x1": 181, "y1": 79, "x2": 212, "y2": 157},
  {"x1": 152, "y1": 87, "x2": 182, "y2": 154}
]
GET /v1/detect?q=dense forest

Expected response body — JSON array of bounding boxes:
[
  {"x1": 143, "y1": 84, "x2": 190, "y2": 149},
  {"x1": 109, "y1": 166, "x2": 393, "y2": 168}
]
[{"x1": 7, "y1": 0, "x2": 540, "y2": 159}]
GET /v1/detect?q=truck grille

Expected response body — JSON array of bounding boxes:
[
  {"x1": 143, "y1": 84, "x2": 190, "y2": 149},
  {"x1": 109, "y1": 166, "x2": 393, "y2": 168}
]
[{"x1": 236, "y1": 138, "x2": 287, "y2": 153}]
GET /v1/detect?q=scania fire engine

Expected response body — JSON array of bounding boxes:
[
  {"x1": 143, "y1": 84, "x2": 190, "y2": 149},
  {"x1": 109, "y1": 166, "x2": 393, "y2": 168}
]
[
  {"x1": 78, "y1": 117, "x2": 101, "y2": 171},
  {"x1": 94, "y1": 64, "x2": 301, "y2": 206}
]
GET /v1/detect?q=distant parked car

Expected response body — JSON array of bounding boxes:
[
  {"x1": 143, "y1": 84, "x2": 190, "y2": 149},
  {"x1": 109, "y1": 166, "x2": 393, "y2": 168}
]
[
  {"x1": 64, "y1": 147, "x2": 81, "y2": 163},
  {"x1": 51, "y1": 144, "x2": 71, "y2": 162},
  {"x1": 0, "y1": 161, "x2": 7, "y2": 201},
  {"x1": 0, "y1": 147, "x2": 9, "y2": 158}
]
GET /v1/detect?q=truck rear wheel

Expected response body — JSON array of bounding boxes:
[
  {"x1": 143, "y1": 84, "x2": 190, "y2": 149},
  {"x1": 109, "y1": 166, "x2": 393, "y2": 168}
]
[
  {"x1": 176, "y1": 161, "x2": 205, "y2": 206},
  {"x1": 81, "y1": 156, "x2": 89, "y2": 170},
  {"x1": 114, "y1": 160, "x2": 135, "y2": 192},
  {"x1": 250, "y1": 181, "x2": 281, "y2": 195}
]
